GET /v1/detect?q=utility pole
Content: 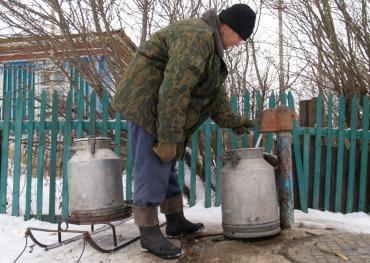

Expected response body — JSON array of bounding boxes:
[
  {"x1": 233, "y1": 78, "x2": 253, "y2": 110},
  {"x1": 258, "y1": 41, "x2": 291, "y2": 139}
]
[
  {"x1": 278, "y1": 0, "x2": 284, "y2": 97},
  {"x1": 140, "y1": 0, "x2": 149, "y2": 45},
  {"x1": 50, "y1": 6, "x2": 56, "y2": 95}
]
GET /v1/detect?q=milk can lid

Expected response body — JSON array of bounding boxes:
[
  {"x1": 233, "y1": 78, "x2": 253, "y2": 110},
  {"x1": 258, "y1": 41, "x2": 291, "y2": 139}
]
[
  {"x1": 224, "y1": 147, "x2": 264, "y2": 159},
  {"x1": 74, "y1": 137, "x2": 112, "y2": 143},
  {"x1": 71, "y1": 137, "x2": 115, "y2": 152}
]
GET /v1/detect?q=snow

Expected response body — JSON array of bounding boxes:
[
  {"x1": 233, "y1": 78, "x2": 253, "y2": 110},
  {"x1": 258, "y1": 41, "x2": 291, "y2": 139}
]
[
  {"x1": 1, "y1": 202, "x2": 370, "y2": 263},
  {"x1": 295, "y1": 209, "x2": 370, "y2": 234},
  {"x1": 1, "y1": 174, "x2": 370, "y2": 263}
]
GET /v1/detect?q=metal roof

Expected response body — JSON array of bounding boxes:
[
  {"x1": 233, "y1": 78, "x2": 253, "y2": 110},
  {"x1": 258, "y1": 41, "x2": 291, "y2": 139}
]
[{"x1": 0, "y1": 30, "x2": 136, "y2": 63}]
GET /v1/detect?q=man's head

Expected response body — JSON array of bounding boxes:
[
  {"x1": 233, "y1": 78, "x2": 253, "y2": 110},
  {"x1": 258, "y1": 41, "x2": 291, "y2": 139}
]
[{"x1": 219, "y1": 4, "x2": 256, "y2": 49}]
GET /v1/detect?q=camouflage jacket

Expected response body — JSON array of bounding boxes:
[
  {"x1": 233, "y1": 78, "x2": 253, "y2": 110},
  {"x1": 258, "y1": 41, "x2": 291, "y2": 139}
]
[{"x1": 113, "y1": 10, "x2": 244, "y2": 158}]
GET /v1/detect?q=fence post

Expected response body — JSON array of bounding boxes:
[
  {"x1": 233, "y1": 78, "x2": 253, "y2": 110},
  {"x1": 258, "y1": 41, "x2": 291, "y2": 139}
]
[
  {"x1": 260, "y1": 105, "x2": 295, "y2": 228},
  {"x1": 299, "y1": 97, "x2": 318, "y2": 127},
  {"x1": 276, "y1": 132, "x2": 294, "y2": 229}
]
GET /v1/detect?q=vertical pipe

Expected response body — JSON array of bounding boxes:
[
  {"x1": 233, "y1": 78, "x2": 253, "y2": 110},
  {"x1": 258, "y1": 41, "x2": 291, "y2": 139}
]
[{"x1": 276, "y1": 131, "x2": 294, "y2": 229}]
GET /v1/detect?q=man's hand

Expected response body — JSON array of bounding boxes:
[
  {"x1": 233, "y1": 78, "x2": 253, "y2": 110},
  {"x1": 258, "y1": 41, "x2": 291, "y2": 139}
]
[
  {"x1": 153, "y1": 143, "x2": 177, "y2": 162},
  {"x1": 232, "y1": 116, "x2": 255, "y2": 135}
]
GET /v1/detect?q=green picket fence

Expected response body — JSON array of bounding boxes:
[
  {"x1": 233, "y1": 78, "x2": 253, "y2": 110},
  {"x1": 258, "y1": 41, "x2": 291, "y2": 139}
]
[
  {"x1": 0, "y1": 64, "x2": 134, "y2": 222},
  {"x1": 0, "y1": 64, "x2": 369, "y2": 222},
  {"x1": 291, "y1": 95, "x2": 370, "y2": 214}
]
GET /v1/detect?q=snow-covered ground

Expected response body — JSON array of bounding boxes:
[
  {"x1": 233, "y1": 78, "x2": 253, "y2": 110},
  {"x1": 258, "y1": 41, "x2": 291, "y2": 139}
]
[
  {"x1": 1, "y1": 203, "x2": 370, "y2": 263},
  {"x1": 1, "y1": 173, "x2": 370, "y2": 263}
]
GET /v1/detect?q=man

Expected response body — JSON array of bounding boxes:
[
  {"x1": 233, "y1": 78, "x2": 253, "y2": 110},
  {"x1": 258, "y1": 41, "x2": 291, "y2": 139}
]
[{"x1": 113, "y1": 3, "x2": 256, "y2": 259}]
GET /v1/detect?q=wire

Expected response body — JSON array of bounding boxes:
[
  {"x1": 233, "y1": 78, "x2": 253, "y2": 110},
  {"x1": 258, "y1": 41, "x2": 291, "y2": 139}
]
[
  {"x1": 12, "y1": 235, "x2": 28, "y2": 263},
  {"x1": 76, "y1": 239, "x2": 86, "y2": 263}
]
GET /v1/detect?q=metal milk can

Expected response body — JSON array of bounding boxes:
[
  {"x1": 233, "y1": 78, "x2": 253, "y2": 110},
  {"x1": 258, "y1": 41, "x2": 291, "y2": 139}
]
[
  {"x1": 221, "y1": 147, "x2": 281, "y2": 238},
  {"x1": 68, "y1": 137, "x2": 127, "y2": 222}
]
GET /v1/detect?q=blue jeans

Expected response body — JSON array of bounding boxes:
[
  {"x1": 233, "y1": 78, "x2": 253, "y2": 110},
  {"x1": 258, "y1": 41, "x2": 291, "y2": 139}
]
[{"x1": 129, "y1": 122, "x2": 181, "y2": 206}]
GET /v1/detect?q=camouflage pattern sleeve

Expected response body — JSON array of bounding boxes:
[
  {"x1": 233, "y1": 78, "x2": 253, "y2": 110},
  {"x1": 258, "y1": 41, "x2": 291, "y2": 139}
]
[
  {"x1": 157, "y1": 32, "x2": 213, "y2": 143},
  {"x1": 210, "y1": 86, "x2": 243, "y2": 128}
]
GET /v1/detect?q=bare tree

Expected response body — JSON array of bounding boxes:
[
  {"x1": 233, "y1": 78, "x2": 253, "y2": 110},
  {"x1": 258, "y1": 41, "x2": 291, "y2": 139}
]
[
  {"x1": 282, "y1": 0, "x2": 369, "y2": 123},
  {"x1": 0, "y1": 0, "x2": 136, "y2": 112}
]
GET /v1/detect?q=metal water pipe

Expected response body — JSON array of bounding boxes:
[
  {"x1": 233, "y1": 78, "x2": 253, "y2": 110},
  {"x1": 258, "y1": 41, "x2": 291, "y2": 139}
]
[{"x1": 259, "y1": 105, "x2": 296, "y2": 229}]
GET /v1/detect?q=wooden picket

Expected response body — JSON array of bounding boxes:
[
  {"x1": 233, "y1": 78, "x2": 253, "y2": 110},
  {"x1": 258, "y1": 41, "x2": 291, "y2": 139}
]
[
  {"x1": 359, "y1": 96, "x2": 369, "y2": 212},
  {"x1": 61, "y1": 91, "x2": 72, "y2": 218},
  {"x1": 204, "y1": 118, "x2": 212, "y2": 208},
  {"x1": 346, "y1": 96, "x2": 358, "y2": 213},
  {"x1": 288, "y1": 92, "x2": 307, "y2": 212},
  {"x1": 312, "y1": 95, "x2": 322, "y2": 209},
  {"x1": 48, "y1": 91, "x2": 58, "y2": 222},
  {"x1": 0, "y1": 63, "x2": 369, "y2": 222},
  {"x1": 335, "y1": 96, "x2": 346, "y2": 212},
  {"x1": 25, "y1": 87, "x2": 35, "y2": 220},
  {"x1": 324, "y1": 95, "x2": 333, "y2": 211},
  {"x1": 189, "y1": 129, "x2": 199, "y2": 207},
  {"x1": 11, "y1": 87, "x2": 23, "y2": 216},
  {"x1": 265, "y1": 92, "x2": 276, "y2": 152},
  {"x1": 36, "y1": 91, "x2": 46, "y2": 220}
]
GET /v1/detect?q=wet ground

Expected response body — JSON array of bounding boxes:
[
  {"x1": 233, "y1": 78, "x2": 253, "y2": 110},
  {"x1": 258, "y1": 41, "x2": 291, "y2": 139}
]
[
  {"x1": 177, "y1": 224, "x2": 370, "y2": 263},
  {"x1": 21, "y1": 221, "x2": 370, "y2": 263}
]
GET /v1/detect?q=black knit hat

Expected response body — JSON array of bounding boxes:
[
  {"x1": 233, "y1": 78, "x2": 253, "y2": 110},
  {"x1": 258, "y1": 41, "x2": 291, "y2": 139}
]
[{"x1": 219, "y1": 4, "x2": 256, "y2": 40}]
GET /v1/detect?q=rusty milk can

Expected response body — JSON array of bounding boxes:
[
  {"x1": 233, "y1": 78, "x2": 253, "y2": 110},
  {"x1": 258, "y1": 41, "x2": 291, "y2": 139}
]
[{"x1": 221, "y1": 147, "x2": 281, "y2": 238}]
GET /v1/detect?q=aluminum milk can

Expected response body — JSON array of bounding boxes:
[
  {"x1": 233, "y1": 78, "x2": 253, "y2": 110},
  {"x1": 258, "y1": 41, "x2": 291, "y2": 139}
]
[
  {"x1": 221, "y1": 148, "x2": 281, "y2": 238},
  {"x1": 68, "y1": 137, "x2": 127, "y2": 222}
]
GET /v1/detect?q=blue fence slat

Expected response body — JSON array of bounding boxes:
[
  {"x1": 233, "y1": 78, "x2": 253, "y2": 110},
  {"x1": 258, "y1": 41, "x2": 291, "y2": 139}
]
[
  {"x1": 230, "y1": 96, "x2": 238, "y2": 149},
  {"x1": 189, "y1": 129, "x2": 199, "y2": 207},
  {"x1": 215, "y1": 126, "x2": 223, "y2": 207},
  {"x1": 334, "y1": 96, "x2": 346, "y2": 212},
  {"x1": 288, "y1": 92, "x2": 307, "y2": 212},
  {"x1": 25, "y1": 85, "x2": 35, "y2": 220},
  {"x1": 102, "y1": 91, "x2": 109, "y2": 137},
  {"x1": 346, "y1": 96, "x2": 358, "y2": 213},
  {"x1": 253, "y1": 92, "x2": 262, "y2": 146},
  {"x1": 125, "y1": 123, "x2": 132, "y2": 200},
  {"x1": 358, "y1": 96, "x2": 369, "y2": 212},
  {"x1": 324, "y1": 95, "x2": 333, "y2": 211},
  {"x1": 36, "y1": 91, "x2": 47, "y2": 220},
  {"x1": 312, "y1": 95, "x2": 323, "y2": 209},
  {"x1": 0, "y1": 91, "x2": 11, "y2": 213},
  {"x1": 204, "y1": 119, "x2": 212, "y2": 208},
  {"x1": 265, "y1": 92, "x2": 276, "y2": 152},
  {"x1": 48, "y1": 91, "x2": 59, "y2": 222},
  {"x1": 89, "y1": 91, "x2": 97, "y2": 137},
  {"x1": 242, "y1": 92, "x2": 250, "y2": 147},
  {"x1": 77, "y1": 80, "x2": 84, "y2": 138},
  {"x1": 114, "y1": 112, "x2": 122, "y2": 156},
  {"x1": 303, "y1": 132, "x2": 310, "y2": 201},
  {"x1": 61, "y1": 91, "x2": 73, "y2": 218},
  {"x1": 11, "y1": 87, "x2": 24, "y2": 216}
]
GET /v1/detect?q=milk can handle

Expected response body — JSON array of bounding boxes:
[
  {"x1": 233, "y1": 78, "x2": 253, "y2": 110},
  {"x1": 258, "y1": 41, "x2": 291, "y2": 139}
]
[
  {"x1": 88, "y1": 137, "x2": 96, "y2": 155},
  {"x1": 222, "y1": 151, "x2": 240, "y2": 168}
]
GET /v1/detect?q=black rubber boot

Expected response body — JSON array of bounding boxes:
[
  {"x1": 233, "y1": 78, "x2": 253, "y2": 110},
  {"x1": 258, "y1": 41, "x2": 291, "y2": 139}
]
[
  {"x1": 165, "y1": 212, "x2": 204, "y2": 238},
  {"x1": 139, "y1": 225, "x2": 183, "y2": 259},
  {"x1": 133, "y1": 205, "x2": 183, "y2": 259}
]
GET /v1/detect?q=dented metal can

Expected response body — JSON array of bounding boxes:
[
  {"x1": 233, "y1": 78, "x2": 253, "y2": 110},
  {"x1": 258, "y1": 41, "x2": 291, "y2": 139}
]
[
  {"x1": 221, "y1": 148, "x2": 281, "y2": 238},
  {"x1": 68, "y1": 137, "x2": 127, "y2": 223}
]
